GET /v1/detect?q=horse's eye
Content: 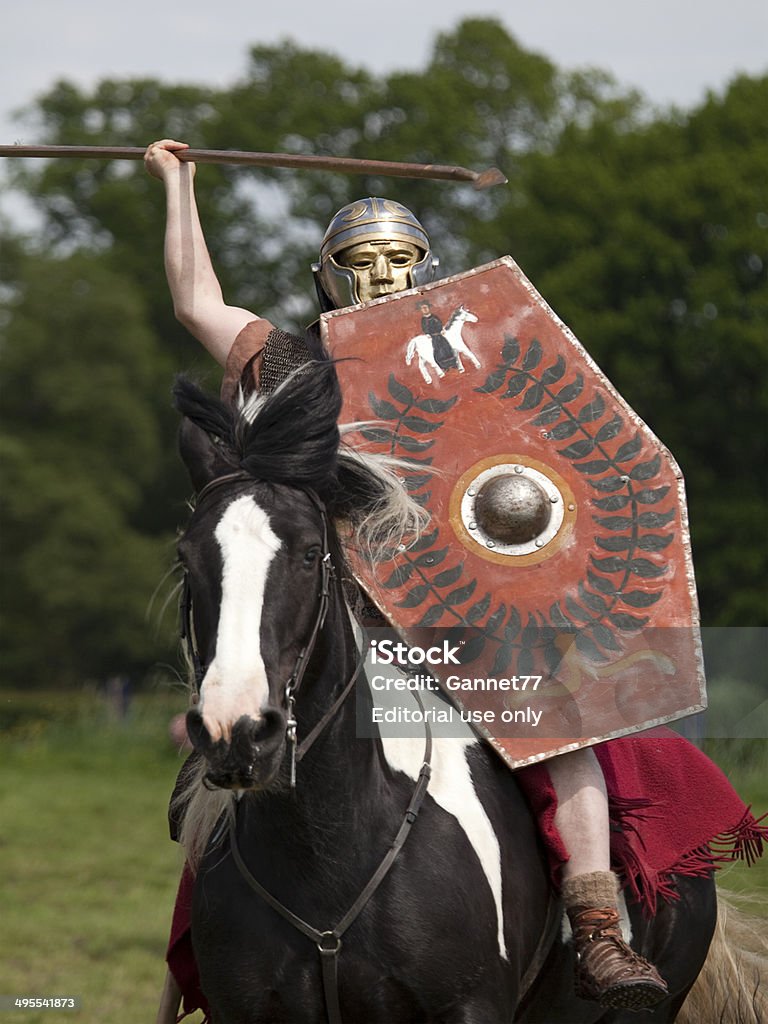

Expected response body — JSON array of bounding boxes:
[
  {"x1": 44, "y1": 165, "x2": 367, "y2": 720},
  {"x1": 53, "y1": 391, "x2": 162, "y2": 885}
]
[{"x1": 303, "y1": 546, "x2": 322, "y2": 567}]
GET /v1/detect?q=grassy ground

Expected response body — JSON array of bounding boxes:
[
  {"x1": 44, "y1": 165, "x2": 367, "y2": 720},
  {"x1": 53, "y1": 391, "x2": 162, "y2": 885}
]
[
  {"x1": 0, "y1": 686, "x2": 205, "y2": 1024},
  {"x1": 701, "y1": 737, "x2": 768, "y2": 908},
  {"x1": 1, "y1": 689, "x2": 766, "y2": 1023}
]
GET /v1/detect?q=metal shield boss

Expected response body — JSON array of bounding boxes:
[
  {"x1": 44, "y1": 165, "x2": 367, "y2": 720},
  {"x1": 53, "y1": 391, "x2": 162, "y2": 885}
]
[{"x1": 322, "y1": 258, "x2": 705, "y2": 768}]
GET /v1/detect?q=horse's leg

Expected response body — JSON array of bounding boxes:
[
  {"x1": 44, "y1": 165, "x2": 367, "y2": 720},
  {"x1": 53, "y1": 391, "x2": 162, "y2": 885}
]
[
  {"x1": 456, "y1": 341, "x2": 481, "y2": 369},
  {"x1": 418, "y1": 355, "x2": 433, "y2": 384}
]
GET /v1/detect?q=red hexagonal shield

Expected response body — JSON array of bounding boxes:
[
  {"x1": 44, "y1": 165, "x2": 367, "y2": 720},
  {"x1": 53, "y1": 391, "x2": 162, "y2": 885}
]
[{"x1": 322, "y1": 258, "x2": 705, "y2": 768}]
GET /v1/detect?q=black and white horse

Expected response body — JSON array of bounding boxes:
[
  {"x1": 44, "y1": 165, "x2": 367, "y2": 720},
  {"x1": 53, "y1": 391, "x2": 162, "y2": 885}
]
[
  {"x1": 172, "y1": 361, "x2": 720, "y2": 1024},
  {"x1": 405, "y1": 305, "x2": 481, "y2": 384}
]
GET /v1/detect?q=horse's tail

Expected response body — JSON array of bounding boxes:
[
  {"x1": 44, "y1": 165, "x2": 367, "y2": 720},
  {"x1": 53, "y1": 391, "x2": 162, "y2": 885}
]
[
  {"x1": 676, "y1": 890, "x2": 767, "y2": 1024},
  {"x1": 405, "y1": 337, "x2": 416, "y2": 364}
]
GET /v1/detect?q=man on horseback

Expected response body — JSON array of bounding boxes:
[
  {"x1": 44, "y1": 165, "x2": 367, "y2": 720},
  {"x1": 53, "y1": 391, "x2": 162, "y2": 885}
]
[
  {"x1": 418, "y1": 300, "x2": 459, "y2": 372},
  {"x1": 146, "y1": 137, "x2": 668, "y2": 1014}
]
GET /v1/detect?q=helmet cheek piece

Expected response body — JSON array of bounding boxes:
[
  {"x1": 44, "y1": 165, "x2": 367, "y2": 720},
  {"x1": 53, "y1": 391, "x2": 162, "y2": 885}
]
[
  {"x1": 312, "y1": 257, "x2": 360, "y2": 313},
  {"x1": 411, "y1": 251, "x2": 440, "y2": 289}
]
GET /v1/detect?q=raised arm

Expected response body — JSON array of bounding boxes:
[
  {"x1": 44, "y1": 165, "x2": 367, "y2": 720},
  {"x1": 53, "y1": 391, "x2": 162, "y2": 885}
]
[{"x1": 144, "y1": 139, "x2": 259, "y2": 367}]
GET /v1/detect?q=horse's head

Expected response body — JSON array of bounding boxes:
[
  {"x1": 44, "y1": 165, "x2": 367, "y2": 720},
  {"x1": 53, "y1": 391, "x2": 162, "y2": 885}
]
[
  {"x1": 178, "y1": 474, "x2": 334, "y2": 790},
  {"x1": 457, "y1": 305, "x2": 478, "y2": 324},
  {"x1": 174, "y1": 360, "x2": 427, "y2": 793}
]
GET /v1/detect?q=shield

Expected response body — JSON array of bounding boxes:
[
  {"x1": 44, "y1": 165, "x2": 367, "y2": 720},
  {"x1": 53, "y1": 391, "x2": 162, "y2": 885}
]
[{"x1": 322, "y1": 258, "x2": 705, "y2": 768}]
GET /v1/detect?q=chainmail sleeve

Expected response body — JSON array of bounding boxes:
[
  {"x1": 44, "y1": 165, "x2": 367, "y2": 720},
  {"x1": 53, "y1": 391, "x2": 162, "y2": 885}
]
[
  {"x1": 221, "y1": 320, "x2": 325, "y2": 403},
  {"x1": 259, "y1": 328, "x2": 316, "y2": 394}
]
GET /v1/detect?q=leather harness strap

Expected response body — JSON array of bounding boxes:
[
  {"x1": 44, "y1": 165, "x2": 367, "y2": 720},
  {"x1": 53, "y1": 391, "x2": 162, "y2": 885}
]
[{"x1": 229, "y1": 691, "x2": 433, "y2": 1024}]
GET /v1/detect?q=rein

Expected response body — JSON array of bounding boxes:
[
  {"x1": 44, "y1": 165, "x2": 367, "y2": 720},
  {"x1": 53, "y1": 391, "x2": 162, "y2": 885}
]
[
  {"x1": 229, "y1": 690, "x2": 434, "y2": 1024},
  {"x1": 184, "y1": 470, "x2": 436, "y2": 1023}
]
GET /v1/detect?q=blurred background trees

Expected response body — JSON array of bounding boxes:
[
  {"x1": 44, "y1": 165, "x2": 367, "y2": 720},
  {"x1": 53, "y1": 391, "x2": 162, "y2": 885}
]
[{"x1": 1, "y1": 17, "x2": 765, "y2": 687}]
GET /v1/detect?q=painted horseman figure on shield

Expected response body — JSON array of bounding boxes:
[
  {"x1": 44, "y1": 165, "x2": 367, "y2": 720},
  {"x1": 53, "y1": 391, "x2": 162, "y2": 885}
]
[{"x1": 144, "y1": 139, "x2": 760, "y2": 1024}]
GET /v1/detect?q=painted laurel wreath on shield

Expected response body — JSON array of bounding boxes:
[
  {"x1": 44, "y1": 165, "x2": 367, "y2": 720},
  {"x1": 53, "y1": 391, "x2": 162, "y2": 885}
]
[{"x1": 363, "y1": 335, "x2": 674, "y2": 675}]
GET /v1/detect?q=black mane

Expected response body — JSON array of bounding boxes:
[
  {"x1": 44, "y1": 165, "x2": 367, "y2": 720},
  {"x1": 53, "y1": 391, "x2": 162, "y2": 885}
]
[
  {"x1": 173, "y1": 359, "x2": 343, "y2": 501},
  {"x1": 174, "y1": 355, "x2": 427, "y2": 556}
]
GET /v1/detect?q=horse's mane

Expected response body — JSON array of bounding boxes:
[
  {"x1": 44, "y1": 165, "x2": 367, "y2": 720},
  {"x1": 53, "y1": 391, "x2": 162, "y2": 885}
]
[
  {"x1": 174, "y1": 358, "x2": 343, "y2": 498},
  {"x1": 173, "y1": 356, "x2": 428, "y2": 560},
  {"x1": 443, "y1": 305, "x2": 465, "y2": 330}
]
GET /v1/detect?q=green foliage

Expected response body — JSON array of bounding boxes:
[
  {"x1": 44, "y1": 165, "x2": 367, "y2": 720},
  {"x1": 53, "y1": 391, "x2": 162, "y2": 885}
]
[
  {"x1": 0, "y1": 20, "x2": 765, "y2": 690},
  {"x1": 506, "y1": 74, "x2": 768, "y2": 623},
  {"x1": 0, "y1": 248, "x2": 180, "y2": 684}
]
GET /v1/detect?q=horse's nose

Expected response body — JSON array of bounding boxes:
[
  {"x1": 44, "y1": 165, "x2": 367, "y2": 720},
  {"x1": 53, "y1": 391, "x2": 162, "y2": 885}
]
[{"x1": 186, "y1": 707, "x2": 287, "y2": 790}]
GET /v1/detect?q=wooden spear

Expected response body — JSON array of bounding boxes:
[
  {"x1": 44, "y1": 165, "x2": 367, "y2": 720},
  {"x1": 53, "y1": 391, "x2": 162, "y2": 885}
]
[{"x1": 0, "y1": 145, "x2": 507, "y2": 191}]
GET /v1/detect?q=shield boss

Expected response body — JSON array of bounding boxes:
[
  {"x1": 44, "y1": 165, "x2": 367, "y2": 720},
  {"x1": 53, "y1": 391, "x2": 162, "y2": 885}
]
[{"x1": 475, "y1": 474, "x2": 552, "y2": 544}]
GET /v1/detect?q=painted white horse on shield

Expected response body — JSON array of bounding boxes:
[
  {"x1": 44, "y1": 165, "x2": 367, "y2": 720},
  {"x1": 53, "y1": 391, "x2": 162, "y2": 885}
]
[{"x1": 405, "y1": 305, "x2": 481, "y2": 385}]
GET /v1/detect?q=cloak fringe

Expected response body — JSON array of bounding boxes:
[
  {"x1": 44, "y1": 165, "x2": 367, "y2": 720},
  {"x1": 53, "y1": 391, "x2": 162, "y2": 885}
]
[{"x1": 610, "y1": 803, "x2": 768, "y2": 916}]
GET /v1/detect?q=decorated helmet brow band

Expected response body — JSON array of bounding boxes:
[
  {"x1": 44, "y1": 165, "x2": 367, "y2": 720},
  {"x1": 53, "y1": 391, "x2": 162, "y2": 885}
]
[{"x1": 319, "y1": 197, "x2": 431, "y2": 262}]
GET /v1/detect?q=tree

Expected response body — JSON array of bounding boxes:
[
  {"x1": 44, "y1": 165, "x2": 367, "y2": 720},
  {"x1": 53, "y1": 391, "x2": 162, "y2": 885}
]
[
  {"x1": 0, "y1": 247, "x2": 178, "y2": 684},
  {"x1": 1, "y1": 22, "x2": 764, "y2": 690},
  {"x1": 501, "y1": 74, "x2": 768, "y2": 623}
]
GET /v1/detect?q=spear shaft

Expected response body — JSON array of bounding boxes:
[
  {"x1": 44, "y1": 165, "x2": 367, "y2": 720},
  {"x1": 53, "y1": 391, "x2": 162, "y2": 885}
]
[{"x1": 0, "y1": 144, "x2": 507, "y2": 190}]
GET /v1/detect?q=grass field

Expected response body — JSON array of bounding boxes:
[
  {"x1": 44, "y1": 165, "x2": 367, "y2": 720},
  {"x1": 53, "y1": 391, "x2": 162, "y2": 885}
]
[
  {"x1": 1, "y1": 688, "x2": 766, "y2": 1024},
  {"x1": 1, "y1": 686, "x2": 204, "y2": 1024}
]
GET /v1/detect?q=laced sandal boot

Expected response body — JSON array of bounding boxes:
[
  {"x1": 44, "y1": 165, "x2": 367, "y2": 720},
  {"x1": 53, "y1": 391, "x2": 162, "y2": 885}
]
[{"x1": 567, "y1": 905, "x2": 668, "y2": 1010}]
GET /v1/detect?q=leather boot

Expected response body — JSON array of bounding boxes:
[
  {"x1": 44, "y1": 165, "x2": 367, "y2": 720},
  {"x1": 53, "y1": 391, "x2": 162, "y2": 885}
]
[{"x1": 567, "y1": 905, "x2": 668, "y2": 1010}]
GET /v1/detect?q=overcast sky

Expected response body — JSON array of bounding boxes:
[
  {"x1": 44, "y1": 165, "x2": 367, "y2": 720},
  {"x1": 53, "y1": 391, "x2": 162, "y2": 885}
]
[{"x1": 2, "y1": 0, "x2": 766, "y2": 148}]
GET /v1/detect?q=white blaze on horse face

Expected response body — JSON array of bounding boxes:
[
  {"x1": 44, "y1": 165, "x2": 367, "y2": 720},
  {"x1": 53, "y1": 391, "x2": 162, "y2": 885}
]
[{"x1": 198, "y1": 495, "x2": 281, "y2": 743}]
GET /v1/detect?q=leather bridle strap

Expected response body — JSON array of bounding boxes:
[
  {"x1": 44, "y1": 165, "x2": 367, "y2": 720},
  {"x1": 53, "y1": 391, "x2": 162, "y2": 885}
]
[
  {"x1": 294, "y1": 652, "x2": 364, "y2": 764},
  {"x1": 284, "y1": 489, "x2": 333, "y2": 704},
  {"x1": 228, "y1": 691, "x2": 433, "y2": 1024}
]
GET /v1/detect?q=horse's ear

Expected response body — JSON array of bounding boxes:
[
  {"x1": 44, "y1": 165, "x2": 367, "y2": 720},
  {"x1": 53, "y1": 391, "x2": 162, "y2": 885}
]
[{"x1": 178, "y1": 418, "x2": 232, "y2": 493}]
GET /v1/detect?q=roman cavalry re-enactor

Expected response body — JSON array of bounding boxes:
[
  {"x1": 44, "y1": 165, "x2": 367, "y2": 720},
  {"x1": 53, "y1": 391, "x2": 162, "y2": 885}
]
[{"x1": 145, "y1": 137, "x2": 671, "y2": 1020}]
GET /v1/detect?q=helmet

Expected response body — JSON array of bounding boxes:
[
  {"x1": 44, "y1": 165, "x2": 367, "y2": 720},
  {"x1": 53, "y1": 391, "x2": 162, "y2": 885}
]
[{"x1": 312, "y1": 197, "x2": 439, "y2": 312}]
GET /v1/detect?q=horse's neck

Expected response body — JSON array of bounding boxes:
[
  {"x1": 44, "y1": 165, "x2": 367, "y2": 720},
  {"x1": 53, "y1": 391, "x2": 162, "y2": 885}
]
[{"x1": 445, "y1": 314, "x2": 464, "y2": 339}]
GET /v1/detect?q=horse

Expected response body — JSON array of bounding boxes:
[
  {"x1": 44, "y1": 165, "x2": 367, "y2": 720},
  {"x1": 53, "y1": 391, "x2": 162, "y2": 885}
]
[
  {"x1": 171, "y1": 359, "x2": 722, "y2": 1024},
  {"x1": 406, "y1": 305, "x2": 480, "y2": 384}
]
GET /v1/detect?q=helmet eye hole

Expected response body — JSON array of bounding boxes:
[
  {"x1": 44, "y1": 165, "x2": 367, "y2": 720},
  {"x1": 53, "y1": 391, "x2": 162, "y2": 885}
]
[
  {"x1": 345, "y1": 255, "x2": 375, "y2": 270},
  {"x1": 336, "y1": 241, "x2": 422, "y2": 272}
]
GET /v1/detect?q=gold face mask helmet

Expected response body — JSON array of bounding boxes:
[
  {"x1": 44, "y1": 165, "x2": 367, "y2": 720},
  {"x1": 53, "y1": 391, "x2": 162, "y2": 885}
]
[{"x1": 312, "y1": 197, "x2": 439, "y2": 312}]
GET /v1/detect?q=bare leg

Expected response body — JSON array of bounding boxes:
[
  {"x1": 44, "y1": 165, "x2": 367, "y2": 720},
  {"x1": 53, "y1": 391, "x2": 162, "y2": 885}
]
[
  {"x1": 156, "y1": 968, "x2": 182, "y2": 1024},
  {"x1": 547, "y1": 746, "x2": 668, "y2": 1009},
  {"x1": 547, "y1": 746, "x2": 610, "y2": 878}
]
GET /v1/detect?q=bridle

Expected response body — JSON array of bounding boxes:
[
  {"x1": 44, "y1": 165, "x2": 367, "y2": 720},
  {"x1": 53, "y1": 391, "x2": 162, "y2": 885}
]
[
  {"x1": 180, "y1": 471, "x2": 360, "y2": 785},
  {"x1": 180, "y1": 469, "x2": 434, "y2": 1024}
]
